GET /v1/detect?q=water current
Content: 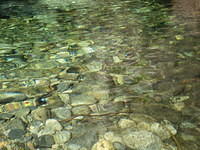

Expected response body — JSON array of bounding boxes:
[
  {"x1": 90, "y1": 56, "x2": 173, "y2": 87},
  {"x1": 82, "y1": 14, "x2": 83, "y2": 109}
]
[{"x1": 0, "y1": 0, "x2": 200, "y2": 149}]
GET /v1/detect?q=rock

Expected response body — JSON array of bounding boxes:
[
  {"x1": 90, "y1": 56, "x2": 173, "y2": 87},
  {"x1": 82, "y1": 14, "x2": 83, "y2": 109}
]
[
  {"x1": 58, "y1": 93, "x2": 70, "y2": 104},
  {"x1": 57, "y1": 82, "x2": 74, "y2": 92},
  {"x1": 150, "y1": 120, "x2": 177, "y2": 140},
  {"x1": 67, "y1": 143, "x2": 81, "y2": 150},
  {"x1": 51, "y1": 107, "x2": 71, "y2": 120},
  {"x1": 53, "y1": 130, "x2": 71, "y2": 144},
  {"x1": 8, "y1": 129, "x2": 25, "y2": 140},
  {"x1": 29, "y1": 121, "x2": 43, "y2": 135},
  {"x1": 0, "y1": 92, "x2": 27, "y2": 104},
  {"x1": 38, "y1": 135, "x2": 55, "y2": 148},
  {"x1": 70, "y1": 94, "x2": 97, "y2": 106},
  {"x1": 122, "y1": 130, "x2": 162, "y2": 150},
  {"x1": 38, "y1": 119, "x2": 62, "y2": 136},
  {"x1": 86, "y1": 61, "x2": 103, "y2": 72},
  {"x1": 104, "y1": 132, "x2": 122, "y2": 143},
  {"x1": 113, "y1": 142, "x2": 126, "y2": 150},
  {"x1": 118, "y1": 119, "x2": 136, "y2": 129},
  {"x1": 7, "y1": 118, "x2": 25, "y2": 130},
  {"x1": 72, "y1": 106, "x2": 90, "y2": 115},
  {"x1": 15, "y1": 107, "x2": 30, "y2": 118},
  {"x1": 31, "y1": 107, "x2": 50, "y2": 121},
  {"x1": 92, "y1": 139, "x2": 115, "y2": 150},
  {"x1": 0, "y1": 113, "x2": 14, "y2": 120}
]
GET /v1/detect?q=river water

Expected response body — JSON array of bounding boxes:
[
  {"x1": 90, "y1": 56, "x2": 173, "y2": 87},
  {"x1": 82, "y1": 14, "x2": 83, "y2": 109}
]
[{"x1": 0, "y1": 0, "x2": 200, "y2": 149}]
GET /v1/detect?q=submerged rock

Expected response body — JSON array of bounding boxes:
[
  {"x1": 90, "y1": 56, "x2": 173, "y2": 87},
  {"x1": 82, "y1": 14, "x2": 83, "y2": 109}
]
[
  {"x1": 122, "y1": 130, "x2": 162, "y2": 150},
  {"x1": 51, "y1": 107, "x2": 71, "y2": 120},
  {"x1": 37, "y1": 135, "x2": 55, "y2": 148},
  {"x1": 92, "y1": 139, "x2": 115, "y2": 150},
  {"x1": 8, "y1": 128, "x2": 25, "y2": 140},
  {"x1": 38, "y1": 119, "x2": 62, "y2": 136},
  {"x1": 53, "y1": 130, "x2": 71, "y2": 144},
  {"x1": 0, "y1": 92, "x2": 27, "y2": 104}
]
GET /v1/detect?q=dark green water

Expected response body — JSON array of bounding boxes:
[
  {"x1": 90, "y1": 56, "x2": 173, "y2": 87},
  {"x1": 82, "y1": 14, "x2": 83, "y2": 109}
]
[{"x1": 0, "y1": 0, "x2": 200, "y2": 149}]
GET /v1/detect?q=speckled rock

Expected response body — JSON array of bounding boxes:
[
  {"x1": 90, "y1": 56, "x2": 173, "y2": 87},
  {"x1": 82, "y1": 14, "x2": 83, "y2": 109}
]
[
  {"x1": 118, "y1": 119, "x2": 136, "y2": 129},
  {"x1": 53, "y1": 130, "x2": 71, "y2": 144},
  {"x1": 122, "y1": 130, "x2": 162, "y2": 150},
  {"x1": 31, "y1": 107, "x2": 50, "y2": 121},
  {"x1": 51, "y1": 107, "x2": 71, "y2": 120},
  {"x1": 38, "y1": 119, "x2": 62, "y2": 136},
  {"x1": 92, "y1": 139, "x2": 115, "y2": 150}
]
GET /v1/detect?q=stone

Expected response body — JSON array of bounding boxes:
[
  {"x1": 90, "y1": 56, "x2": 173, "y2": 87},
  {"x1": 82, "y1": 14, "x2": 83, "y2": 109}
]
[
  {"x1": 92, "y1": 139, "x2": 115, "y2": 150},
  {"x1": 38, "y1": 119, "x2": 62, "y2": 136},
  {"x1": 38, "y1": 135, "x2": 55, "y2": 148},
  {"x1": 15, "y1": 107, "x2": 30, "y2": 119},
  {"x1": 70, "y1": 94, "x2": 97, "y2": 106},
  {"x1": 118, "y1": 119, "x2": 136, "y2": 129},
  {"x1": 53, "y1": 130, "x2": 71, "y2": 144},
  {"x1": 29, "y1": 121, "x2": 43, "y2": 134},
  {"x1": 57, "y1": 82, "x2": 74, "y2": 92},
  {"x1": 58, "y1": 93, "x2": 70, "y2": 104},
  {"x1": 113, "y1": 142, "x2": 126, "y2": 150},
  {"x1": 0, "y1": 92, "x2": 27, "y2": 104},
  {"x1": 122, "y1": 130, "x2": 162, "y2": 150},
  {"x1": 150, "y1": 121, "x2": 177, "y2": 140},
  {"x1": 67, "y1": 143, "x2": 81, "y2": 150},
  {"x1": 0, "y1": 113, "x2": 14, "y2": 120},
  {"x1": 72, "y1": 106, "x2": 90, "y2": 115},
  {"x1": 7, "y1": 118, "x2": 25, "y2": 130},
  {"x1": 104, "y1": 132, "x2": 122, "y2": 143},
  {"x1": 8, "y1": 129, "x2": 25, "y2": 140},
  {"x1": 86, "y1": 61, "x2": 102, "y2": 72},
  {"x1": 31, "y1": 107, "x2": 50, "y2": 121},
  {"x1": 51, "y1": 107, "x2": 71, "y2": 120}
]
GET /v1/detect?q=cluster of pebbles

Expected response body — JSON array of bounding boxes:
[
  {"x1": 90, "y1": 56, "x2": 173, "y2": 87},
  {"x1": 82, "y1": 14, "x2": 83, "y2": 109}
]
[{"x1": 0, "y1": 42, "x2": 178, "y2": 150}]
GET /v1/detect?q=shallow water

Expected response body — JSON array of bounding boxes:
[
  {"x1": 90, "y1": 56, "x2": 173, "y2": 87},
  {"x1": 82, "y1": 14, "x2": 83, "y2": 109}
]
[{"x1": 0, "y1": 0, "x2": 200, "y2": 149}]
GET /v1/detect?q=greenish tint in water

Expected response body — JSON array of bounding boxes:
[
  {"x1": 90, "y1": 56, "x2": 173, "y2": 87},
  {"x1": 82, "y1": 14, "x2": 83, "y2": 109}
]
[{"x1": 0, "y1": 0, "x2": 200, "y2": 149}]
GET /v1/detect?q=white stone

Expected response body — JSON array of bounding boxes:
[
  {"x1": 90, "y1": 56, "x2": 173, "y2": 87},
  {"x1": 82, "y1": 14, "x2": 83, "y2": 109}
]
[
  {"x1": 118, "y1": 119, "x2": 136, "y2": 129},
  {"x1": 92, "y1": 139, "x2": 115, "y2": 150}
]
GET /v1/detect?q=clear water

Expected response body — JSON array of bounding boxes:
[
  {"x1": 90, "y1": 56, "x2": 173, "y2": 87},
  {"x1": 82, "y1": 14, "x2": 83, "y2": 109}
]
[{"x1": 0, "y1": 0, "x2": 200, "y2": 149}]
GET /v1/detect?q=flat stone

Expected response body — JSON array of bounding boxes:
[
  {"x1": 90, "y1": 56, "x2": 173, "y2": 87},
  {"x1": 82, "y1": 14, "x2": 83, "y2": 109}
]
[
  {"x1": 38, "y1": 135, "x2": 55, "y2": 148},
  {"x1": 53, "y1": 130, "x2": 71, "y2": 144},
  {"x1": 72, "y1": 106, "x2": 90, "y2": 115},
  {"x1": 92, "y1": 139, "x2": 115, "y2": 150},
  {"x1": 7, "y1": 118, "x2": 25, "y2": 130},
  {"x1": 8, "y1": 129, "x2": 25, "y2": 140},
  {"x1": 70, "y1": 94, "x2": 97, "y2": 106},
  {"x1": 31, "y1": 107, "x2": 50, "y2": 121},
  {"x1": 39, "y1": 119, "x2": 62, "y2": 136},
  {"x1": 0, "y1": 113, "x2": 14, "y2": 120},
  {"x1": 0, "y1": 92, "x2": 27, "y2": 104},
  {"x1": 58, "y1": 93, "x2": 70, "y2": 104},
  {"x1": 118, "y1": 119, "x2": 136, "y2": 129},
  {"x1": 51, "y1": 107, "x2": 71, "y2": 120},
  {"x1": 122, "y1": 130, "x2": 162, "y2": 150},
  {"x1": 15, "y1": 107, "x2": 30, "y2": 118}
]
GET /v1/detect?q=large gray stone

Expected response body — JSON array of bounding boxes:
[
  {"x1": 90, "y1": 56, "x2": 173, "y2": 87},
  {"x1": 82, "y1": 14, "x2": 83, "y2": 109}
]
[
  {"x1": 51, "y1": 107, "x2": 71, "y2": 120},
  {"x1": 122, "y1": 130, "x2": 162, "y2": 150}
]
